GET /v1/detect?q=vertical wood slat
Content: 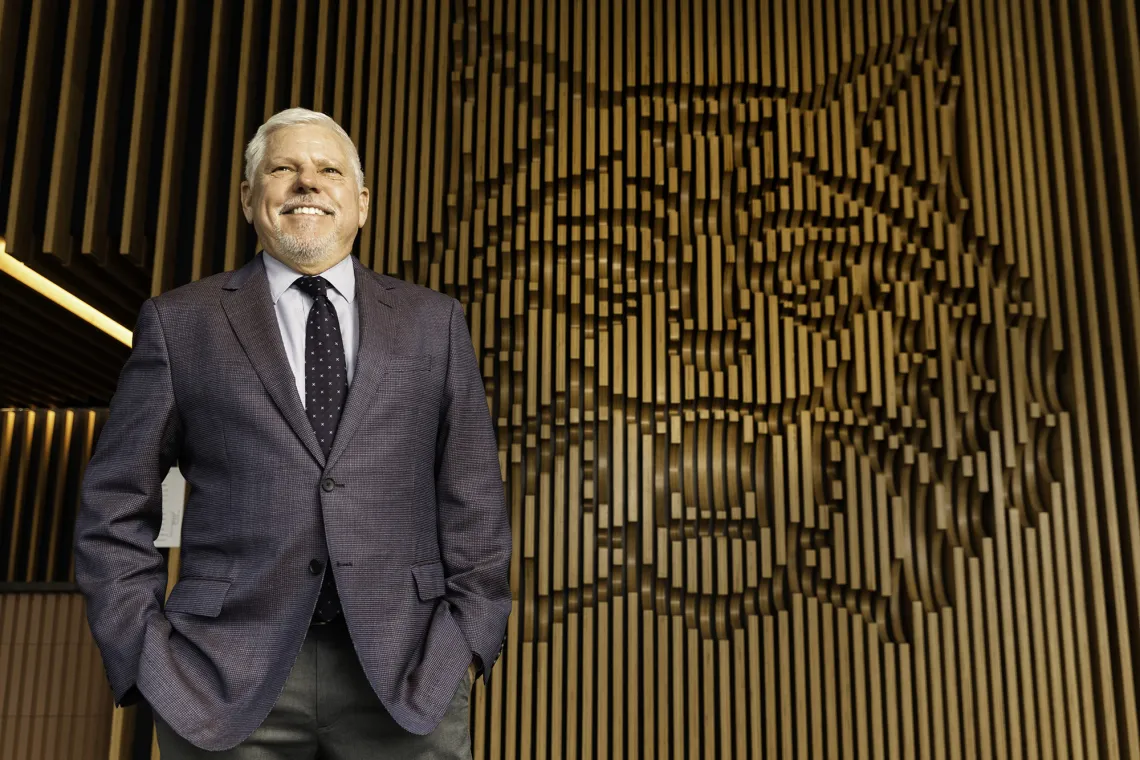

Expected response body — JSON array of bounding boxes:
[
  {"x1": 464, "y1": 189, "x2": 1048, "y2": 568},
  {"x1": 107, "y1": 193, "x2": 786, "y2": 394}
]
[
  {"x1": 189, "y1": 0, "x2": 229, "y2": 283},
  {"x1": 262, "y1": 0, "x2": 285, "y2": 123},
  {"x1": 43, "y1": 411, "x2": 74, "y2": 580},
  {"x1": 5, "y1": 412, "x2": 35, "y2": 582},
  {"x1": 0, "y1": 595, "x2": 19, "y2": 758},
  {"x1": 2, "y1": 0, "x2": 1139, "y2": 757},
  {"x1": 25, "y1": 594, "x2": 50, "y2": 758},
  {"x1": 72, "y1": 594, "x2": 95, "y2": 757},
  {"x1": 81, "y1": 0, "x2": 130, "y2": 261},
  {"x1": 290, "y1": 0, "x2": 309, "y2": 107},
  {"x1": 150, "y1": 0, "x2": 193, "y2": 297},
  {"x1": 0, "y1": 411, "x2": 14, "y2": 544},
  {"x1": 0, "y1": 594, "x2": 112, "y2": 760},
  {"x1": 347, "y1": 0, "x2": 367, "y2": 153},
  {"x1": 69, "y1": 411, "x2": 98, "y2": 583},
  {"x1": 1114, "y1": 0, "x2": 1140, "y2": 429},
  {"x1": 414, "y1": 0, "x2": 442, "y2": 251},
  {"x1": 222, "y1": 0, "x2": 259, "y2": 274},
  {"x1": 41, "y1": 595, "x2": 69, "y2": 760},
  {"x1": 0, "y1": 0, "x2": 25, "y2": 188},
  {"x1": 2, "y1": 595, "x2": 34, "y2": 758},
  {"x1": 382, "y1": 0, "x2": 414, "y2": 274},
  {"x1": 22, "y1": 410, "x2": 55, "y2": 582},
  {"x1": 119, "y1": 0, "x2": 160, "y2": 266},
  {"x1": 42, "y1": 0, "x2": 95, "y2": 262},
  {"x1": 357, "y1": 0, "x2": 393, "y2": 270},
  {"x1": 5, "y1": 0, "x2": 56, "y2": 257},
  {"x1": 311, "y1": 0, "x2": 331, "y2": 113},
  {"x1": 330, "y1": 0, "x2": 350, "y2": 124},
  {"x1": 398, "y1": 0, "x2": 429, "y2": 274}
]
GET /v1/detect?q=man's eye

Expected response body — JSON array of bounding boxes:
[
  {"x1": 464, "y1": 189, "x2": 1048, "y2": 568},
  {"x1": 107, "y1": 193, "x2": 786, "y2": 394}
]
[
  {"x1": 323, "y1": 167, "x2": 341, "y2": 174},
  {"x1": 271, "y1": 166, "x2": 291, "y2": 173}
]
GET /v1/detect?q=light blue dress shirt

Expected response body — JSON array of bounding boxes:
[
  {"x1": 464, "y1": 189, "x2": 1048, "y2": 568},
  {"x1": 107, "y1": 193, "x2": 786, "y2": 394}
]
[{"x1": 261, "y1": 251, "x2": 359, "y2": 410}]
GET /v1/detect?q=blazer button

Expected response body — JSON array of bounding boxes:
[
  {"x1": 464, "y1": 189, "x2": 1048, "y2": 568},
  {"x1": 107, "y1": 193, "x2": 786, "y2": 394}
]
[
  {"x1": 321, "y1": 478, "x2": 336, "y2": 492},
  {"x1": 309, "y1": 559, "x2": 325, "y2": 575}
]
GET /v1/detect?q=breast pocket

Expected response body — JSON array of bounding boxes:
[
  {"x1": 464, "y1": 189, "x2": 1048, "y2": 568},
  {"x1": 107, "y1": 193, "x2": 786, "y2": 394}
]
[
  {"x1": 373, "y1": 355, "x2": 435, "y2": 421},
  {"x1": 349, "y1": 355, "x2": 437, "y2": 494}
]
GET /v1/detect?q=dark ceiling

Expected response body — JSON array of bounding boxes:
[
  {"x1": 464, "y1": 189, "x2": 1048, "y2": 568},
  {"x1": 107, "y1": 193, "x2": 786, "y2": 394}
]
[{"x1": 0, "y1": 269, "x2": 130, "y2": 407}]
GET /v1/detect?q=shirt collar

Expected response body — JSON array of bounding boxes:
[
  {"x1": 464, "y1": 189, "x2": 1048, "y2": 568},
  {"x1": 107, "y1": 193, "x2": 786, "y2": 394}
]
[{"x1": 262, "y1": 251, "x2": 357, "y2": 304}]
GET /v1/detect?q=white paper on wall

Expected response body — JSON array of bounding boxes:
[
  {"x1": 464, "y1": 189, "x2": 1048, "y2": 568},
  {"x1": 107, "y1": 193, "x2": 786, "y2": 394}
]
[{"x1": 155, "y1": 466, "x2": 186, "y2": 548}]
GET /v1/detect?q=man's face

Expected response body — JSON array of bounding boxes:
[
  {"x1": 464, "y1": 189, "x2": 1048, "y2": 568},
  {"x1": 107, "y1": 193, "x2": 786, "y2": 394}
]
[{"x1": 240, "y1": 124, "x2": 369, "y2": 271}]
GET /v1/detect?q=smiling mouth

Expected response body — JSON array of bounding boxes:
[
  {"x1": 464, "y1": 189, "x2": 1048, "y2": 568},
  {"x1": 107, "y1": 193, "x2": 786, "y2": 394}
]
[{"x1": 281, "y1": 206, "x2": 332, "y2": 216}]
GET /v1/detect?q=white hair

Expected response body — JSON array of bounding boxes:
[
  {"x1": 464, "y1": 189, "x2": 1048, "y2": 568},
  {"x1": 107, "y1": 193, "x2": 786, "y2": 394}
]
[{"x1": 244, "y1": 108, "x2": 365, "y2": 190}]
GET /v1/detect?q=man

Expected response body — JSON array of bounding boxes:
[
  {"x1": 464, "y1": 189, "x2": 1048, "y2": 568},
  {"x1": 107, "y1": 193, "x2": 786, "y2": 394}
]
[{"x1": 74, "y1": 108, "x2": 512, "y2": 757}]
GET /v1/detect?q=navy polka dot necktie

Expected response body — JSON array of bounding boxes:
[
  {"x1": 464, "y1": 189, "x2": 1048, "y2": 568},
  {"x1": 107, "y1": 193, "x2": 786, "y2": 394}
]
[{"x1": 294, "y1": 275, "x2": 345, "y2": 622}]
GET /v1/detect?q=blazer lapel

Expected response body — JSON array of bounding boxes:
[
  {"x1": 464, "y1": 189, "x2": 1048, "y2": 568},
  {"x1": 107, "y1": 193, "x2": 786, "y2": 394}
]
[
  {"x1": 325, "y1": 257, "x2": 398, "y2": 472},
  {"x1": 221, "y1": 254, "x2": 326, "y2": 467}
]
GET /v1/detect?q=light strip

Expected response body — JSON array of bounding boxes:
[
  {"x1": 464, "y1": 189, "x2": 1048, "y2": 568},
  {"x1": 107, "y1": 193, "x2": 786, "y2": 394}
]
[{"x1": 0, "y1": 240, "x2": 133, "y2": 347}]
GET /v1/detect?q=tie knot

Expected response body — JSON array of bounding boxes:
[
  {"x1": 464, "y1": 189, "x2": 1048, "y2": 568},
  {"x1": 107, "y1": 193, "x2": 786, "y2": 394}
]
[{"x1": 294, "y1": 275, "x2": 331, "y2": 300}]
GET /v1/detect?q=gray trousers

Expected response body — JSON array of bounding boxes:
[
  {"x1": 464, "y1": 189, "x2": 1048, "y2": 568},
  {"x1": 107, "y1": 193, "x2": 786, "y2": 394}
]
[{"x1": 153, "y1": 618, "x2": 473, "y2": 759}]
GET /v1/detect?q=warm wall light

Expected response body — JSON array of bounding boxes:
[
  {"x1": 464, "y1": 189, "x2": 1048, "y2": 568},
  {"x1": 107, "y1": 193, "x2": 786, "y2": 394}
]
[{"x1": 0, "y1": 239, "x2": 133, "y2": 347}]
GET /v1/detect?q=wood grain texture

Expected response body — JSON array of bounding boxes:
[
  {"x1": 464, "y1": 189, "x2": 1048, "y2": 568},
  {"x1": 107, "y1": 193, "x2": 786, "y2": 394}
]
[
  {"x1": 0, "y1": 593, "x2": 113, "y2": 759},
  {"x1": 1, "y1": 0, "x2": 1139, "y2": 756}
]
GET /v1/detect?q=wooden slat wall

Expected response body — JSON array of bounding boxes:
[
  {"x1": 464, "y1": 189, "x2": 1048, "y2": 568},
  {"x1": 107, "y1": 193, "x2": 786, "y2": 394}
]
[
  {"x1": 0, "y1": 409, "x2": 115, "y2": 752},
  {"x1": 0, "y1": 409, "x2": 103, "y2": 585},
  {"x1": 2, "y1": 1, "x2": 1139, "y2": 757},
  {"x1": 0, "y1": 594, "x2": 114, "y2": 759}
]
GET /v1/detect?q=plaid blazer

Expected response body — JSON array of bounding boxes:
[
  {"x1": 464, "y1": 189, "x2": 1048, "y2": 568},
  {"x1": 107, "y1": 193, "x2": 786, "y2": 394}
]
[{"x1": 74, "y1": 254, "x2": 512, "y2": 751}]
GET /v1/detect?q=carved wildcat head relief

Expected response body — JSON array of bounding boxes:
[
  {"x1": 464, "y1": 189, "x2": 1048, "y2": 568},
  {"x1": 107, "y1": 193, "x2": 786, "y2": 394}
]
[{"x1": 450, "y1": 13, "x2": 1059, "y2": 649}]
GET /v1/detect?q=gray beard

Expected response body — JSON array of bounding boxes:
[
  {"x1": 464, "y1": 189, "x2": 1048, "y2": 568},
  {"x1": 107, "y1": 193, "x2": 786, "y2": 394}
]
[{"x1": 270, "y1": 217, "x2": 339, "y2": 266}]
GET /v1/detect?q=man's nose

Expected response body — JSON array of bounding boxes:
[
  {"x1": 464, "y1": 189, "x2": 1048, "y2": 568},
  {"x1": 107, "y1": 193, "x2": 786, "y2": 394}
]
[{"x1": 293, "y1": 165, "x2": 321, "y2": 191}]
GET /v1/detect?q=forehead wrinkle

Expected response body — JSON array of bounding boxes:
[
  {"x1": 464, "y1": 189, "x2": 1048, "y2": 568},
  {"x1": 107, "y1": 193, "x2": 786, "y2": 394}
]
[
  {"x1": 262, "y1": 151, "x2": 345, "y2": 169},
  {"x1": 267, "y1": 128, "x2": 350, "y2": 159}
]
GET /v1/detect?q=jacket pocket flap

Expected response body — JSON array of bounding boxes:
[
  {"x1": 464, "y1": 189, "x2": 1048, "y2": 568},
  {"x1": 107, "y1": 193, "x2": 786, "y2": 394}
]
[
  {"x1": 411, "y1": 561, "x2": 446, "y2": 601},
  {"x1": 164, "y1": 577, "x2": 232, "y2": 618}
]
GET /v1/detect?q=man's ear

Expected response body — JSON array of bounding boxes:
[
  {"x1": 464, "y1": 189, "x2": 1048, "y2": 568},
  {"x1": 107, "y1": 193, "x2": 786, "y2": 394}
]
[
  {"x1": 357, "y1": 187, "x2": 370, "y2": 228},
  {"x1": 240, "y1": 181, "x2": 253, "y2": 223}
]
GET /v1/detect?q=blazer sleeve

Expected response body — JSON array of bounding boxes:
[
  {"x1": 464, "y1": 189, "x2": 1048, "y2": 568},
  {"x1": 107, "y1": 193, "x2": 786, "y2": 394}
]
[
  {"x1": 73, "y1": 298, "x2": 182, "y2": 705},
  {"x1": 434, "y1": 298, "x2": 512, "y2": 683}
]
